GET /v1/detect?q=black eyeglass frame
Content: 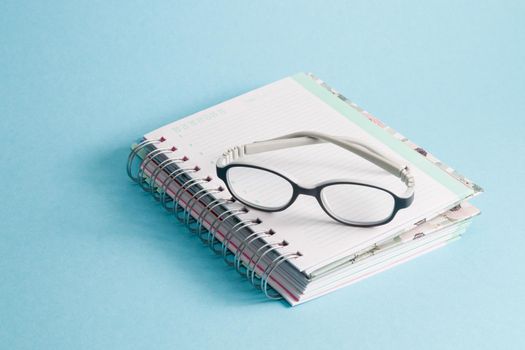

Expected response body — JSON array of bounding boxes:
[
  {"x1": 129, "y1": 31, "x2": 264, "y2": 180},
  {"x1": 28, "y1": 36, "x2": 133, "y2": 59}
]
[{"x1": 217, "y1": 163, "x2": 414, "y2": 227}]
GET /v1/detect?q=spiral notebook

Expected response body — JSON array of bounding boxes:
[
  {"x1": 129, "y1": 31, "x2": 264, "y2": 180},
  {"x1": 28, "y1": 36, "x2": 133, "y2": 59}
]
[{"x1": 127, "y1": 73, "x2": 482, "y2": 305}]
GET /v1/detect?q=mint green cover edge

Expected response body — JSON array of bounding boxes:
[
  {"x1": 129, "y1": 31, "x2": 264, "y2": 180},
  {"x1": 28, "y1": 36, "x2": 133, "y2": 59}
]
[{"x1": 292, "y1": 72, "x2": 472, "y2": 198}]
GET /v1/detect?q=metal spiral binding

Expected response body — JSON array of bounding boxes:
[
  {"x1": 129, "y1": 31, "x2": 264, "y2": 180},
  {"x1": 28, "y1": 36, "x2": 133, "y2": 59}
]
[
  {"x1": 185, "y1": 187, "x2": 223, "y2": 230},
  {"x1": 195, "y1": 197, "x2": 235, "y2": 243},
  {"x1": 233, "y1": 230, "x2": 272, "y2": 275},
  {"x1": 160, "y1": 167, "x2": 197, "y2": 210},
  {"x1": 127, "y1": 139, "x2": 162, "y2": 182},
  {"x1": 248, "y1": 240, "x2": 288, "y2": 288},
  {"x1": 150, "y1": 157, "x2": 186, "y2": 200},
  {"x1": 207, "y1": 207, "x2": 249, "y2": 255},
  {"x1": 138, "y1": 148, "x2": 174, "y2": 192},
  {"x1": 261, "y1": 252, "x2": 301, "y2": 299},
  {"x1": 173, "y1": 176, "x2": 212, "y2": 221},
  {"x1": 128, "y1": 137, "x2": 299, "y2": 301},
  {"x1": 221, "y1": 218, "x2": 261, "y2": 266}
]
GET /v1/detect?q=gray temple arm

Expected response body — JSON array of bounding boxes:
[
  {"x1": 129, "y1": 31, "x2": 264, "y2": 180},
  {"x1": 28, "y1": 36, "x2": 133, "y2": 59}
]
[{"x1": 245, "y1": 131, "x2": 404, "y2": 177}]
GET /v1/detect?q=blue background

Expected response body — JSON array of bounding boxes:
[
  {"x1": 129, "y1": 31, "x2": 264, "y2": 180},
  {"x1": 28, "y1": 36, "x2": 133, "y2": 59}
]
[{"x1": 2, "y1": 1, "x2": 524, "y2": 349}]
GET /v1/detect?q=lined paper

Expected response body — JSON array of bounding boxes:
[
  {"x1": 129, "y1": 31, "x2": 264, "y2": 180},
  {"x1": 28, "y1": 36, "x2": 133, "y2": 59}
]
[{"x1": 145, "y1": 75, "x2": 468, "y2": 273}]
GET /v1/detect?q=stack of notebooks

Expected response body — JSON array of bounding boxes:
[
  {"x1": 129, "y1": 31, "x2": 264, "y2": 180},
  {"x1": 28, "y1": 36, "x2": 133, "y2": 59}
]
[{"x1": 127, "y1": 73, "x2": 482, "y2": 305}]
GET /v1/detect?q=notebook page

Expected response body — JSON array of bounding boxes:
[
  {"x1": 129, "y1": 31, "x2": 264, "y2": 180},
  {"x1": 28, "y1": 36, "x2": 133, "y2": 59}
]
[
  {"x1": 145, "y1": 75, "x2": 472, "y2": 273},
  {"x1": 298, "y1": 223, "x2": 469, "y2": 305}
]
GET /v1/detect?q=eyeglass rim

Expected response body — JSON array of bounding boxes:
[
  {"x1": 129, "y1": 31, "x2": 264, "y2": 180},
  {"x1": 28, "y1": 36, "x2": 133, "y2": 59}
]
[{"x1": 216, "y1": 163, "x2": 413, "y2": 227}]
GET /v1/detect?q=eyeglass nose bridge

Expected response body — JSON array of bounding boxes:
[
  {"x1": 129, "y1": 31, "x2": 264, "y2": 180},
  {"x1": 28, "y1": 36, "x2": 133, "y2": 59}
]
[{"x1": 294, "y1": 183, "x2": 319, "y2": 197}]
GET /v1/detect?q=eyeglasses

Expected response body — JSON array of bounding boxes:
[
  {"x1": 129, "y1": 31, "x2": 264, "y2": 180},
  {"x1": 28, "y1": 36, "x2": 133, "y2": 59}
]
[{"x1": 216, "y1": 131, "x2": 415, "y2": 227}]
